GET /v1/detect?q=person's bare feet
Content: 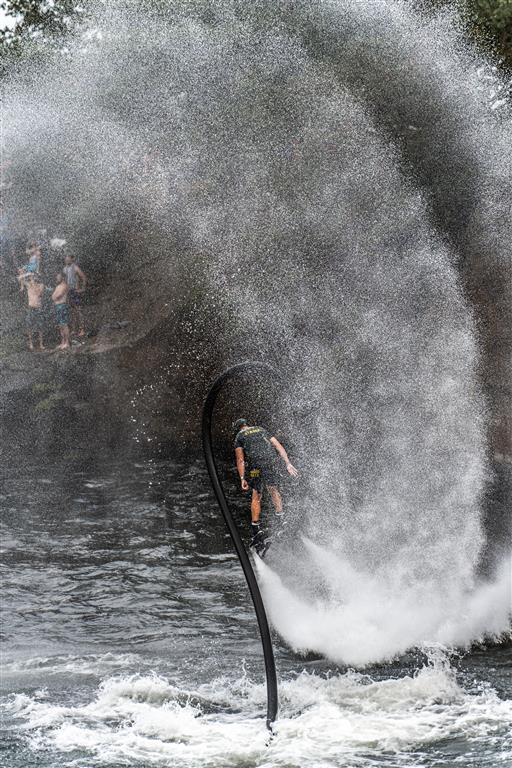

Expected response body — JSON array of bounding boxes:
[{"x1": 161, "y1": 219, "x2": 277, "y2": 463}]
[
  {"x1": 39, "y1": 345, "x2": 46, "y2": 351},
  {"x1": 28, "y1": 344, "x2": 34, "y2": 351},
  {"x1": 78, "y1": 330, "x2": 86, "y2": 338}
]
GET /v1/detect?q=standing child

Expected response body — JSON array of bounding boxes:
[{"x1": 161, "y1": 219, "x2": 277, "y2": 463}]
[
  {"x1": 21, "y1": 273, "x2": 45, "y2": 351},
  {"x1": 52, "y1": 271, "x2": 70, "y2": 351},
  {"x1": 63, "y1": 255, "x2": 87, "y2": 337}
]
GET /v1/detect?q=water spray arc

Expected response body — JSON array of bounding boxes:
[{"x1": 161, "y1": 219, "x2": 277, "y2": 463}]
[
  {"x1": 201, "y1": 362, "x2": 279, "y2": 730},
  {"x1": 3, "y1": 0, "x2": 509, "y2": 675}
]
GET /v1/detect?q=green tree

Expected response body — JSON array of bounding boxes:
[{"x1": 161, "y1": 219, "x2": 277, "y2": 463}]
[
  {"x1": 1, "y1": 0, "x2": 511, "y2": 71},
  {"x1": 0, "y1": 0, "x2": 86, "y2": 49},
  {"x1": 421, "y1": 0, "x2": 512, "y2": 69},
  {"x1": 466, "y1": 0, "x2": 512, "y2": 68}
]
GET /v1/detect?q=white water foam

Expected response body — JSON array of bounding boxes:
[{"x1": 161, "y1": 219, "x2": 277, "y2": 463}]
[
  {"x1": 255, "y1": 543, "x2": 511, "y2": 666},
  {"x1": 2, "y1": 652, "x2": 142, "y2": 677},
  {"x1": 7, "y1": 653, "x2": 512, "y2": 767}
]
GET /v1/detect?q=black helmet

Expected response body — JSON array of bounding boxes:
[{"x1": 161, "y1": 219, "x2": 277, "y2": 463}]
[{"x1": 233, "y1": 418, "x2": 247, "y2": 433}]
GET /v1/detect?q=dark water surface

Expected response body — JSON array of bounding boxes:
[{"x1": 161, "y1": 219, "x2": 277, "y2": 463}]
[{"x1": 1, "y1": 457, "x2": 511, "y2": 767}]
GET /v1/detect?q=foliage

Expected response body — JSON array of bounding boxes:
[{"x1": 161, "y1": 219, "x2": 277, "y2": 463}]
[
  {"x1": 421, "y1": 0, "x2": 512, "y2": 69},
  {"x1": 0, "y1": 0, "x2": 88, "y2": 72},
  {"x1": 465, "y1": 0, "x2": 512, "y2": 68},
  {"x1": 33, "y1": 391, "x2": 64, "y2": 414},
  {"x1": 0, "y1": 0, "x2": 511, "y2": 71},
  {"x1": 31, "y1": 379, "x2": 65, "y2": 414},
  {"x1": 0, "y1": 0, "x2": 85, "y2": 50}
]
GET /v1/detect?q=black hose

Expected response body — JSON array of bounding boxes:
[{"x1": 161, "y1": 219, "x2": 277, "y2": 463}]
[{"x1": 201, "y1": 361, "x2": 279, "y2": 731}]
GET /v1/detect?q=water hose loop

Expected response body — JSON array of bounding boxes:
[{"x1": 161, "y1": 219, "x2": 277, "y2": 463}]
[{"x1": 201, "y1": 361, "x2": 279, "y2": 730}]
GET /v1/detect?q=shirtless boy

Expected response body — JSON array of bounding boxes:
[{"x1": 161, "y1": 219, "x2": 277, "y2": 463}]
[
  {"x1": 52, "y1": 272, "x2": 70, "y2": 351},
  {"x1": 21, "y1": 273, "x2": 45, "y2": 351}
]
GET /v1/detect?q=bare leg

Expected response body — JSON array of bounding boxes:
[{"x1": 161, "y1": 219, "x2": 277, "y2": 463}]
[
  {"x1": 267, "y1": 485, "x2": 283, "y2": 514},
  {"x1": 56, "y1": 324, "x2": 70, "y2": 350},
  {"x1": 27, "y1": 330, "x2": 34, "y2": 351},
  {"x1": 249, "y1": 490, "x2": 267, "y2": 553},
  {"x1": 76, "y1": 306, "x2": 85, "y2": 336},
  {"x1": 251, "y1": 490, "x2": 262, "y2": 523},
  {"x1": 55, "y1": 327, "x2": 64, "y2": 349},
  {"x1": 37, "y1": 331, "x2": 45, "y2": 351},
  {"x1": 69, "y1": 307, "x2": 77, "y2": 335},
  {"x1": 61, "y1": 324, "x2": 70, "y2": 349}
]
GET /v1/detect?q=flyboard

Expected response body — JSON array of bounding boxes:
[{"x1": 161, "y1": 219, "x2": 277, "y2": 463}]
[
  {"x1": 201, "y1": 362, "x2": 279, "y2": 731},
  {"x1": 250, "y1": 514, "x2": 288, "y2": 558}
]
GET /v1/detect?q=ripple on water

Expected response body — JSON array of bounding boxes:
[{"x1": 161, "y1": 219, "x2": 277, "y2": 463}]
[{"x1": 1, "y1": 457, "x2": 511, "y2": 768}]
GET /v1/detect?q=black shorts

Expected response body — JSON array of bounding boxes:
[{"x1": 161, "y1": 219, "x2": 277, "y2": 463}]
[
  {"x1": 69, "y1": 289, "x2": 81, "y2": 307},
  {"x1": 247, "y1": 464, "x2": 278, "y2": 493}
]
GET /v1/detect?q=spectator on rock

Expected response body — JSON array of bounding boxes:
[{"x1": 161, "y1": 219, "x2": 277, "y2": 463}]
[
  {"x1": 52, "y1": 271, "x2": 70, "y2": 351},
  {"x1": 63, "y1": 254, "x2": 87, "y2": 337},
  {"x1": 20, "y1": 273, "x2": 46, "y2": 352}
]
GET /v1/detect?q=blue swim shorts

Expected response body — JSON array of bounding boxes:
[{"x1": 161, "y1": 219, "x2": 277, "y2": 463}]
[{"x1": 55, "y1": 303, "x2": 70, "y2": 326}]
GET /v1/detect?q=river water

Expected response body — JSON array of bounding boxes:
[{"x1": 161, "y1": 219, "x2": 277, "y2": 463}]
[{"x1": 1, "y1": 456, "x2": 511, "y2": 767}]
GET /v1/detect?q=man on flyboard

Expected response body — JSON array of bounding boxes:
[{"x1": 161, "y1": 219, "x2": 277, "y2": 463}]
[{"x1": 233, "y1": 419, "x2": 298, "y2": 553}]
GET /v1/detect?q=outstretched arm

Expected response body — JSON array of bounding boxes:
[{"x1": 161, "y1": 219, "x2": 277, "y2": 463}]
[
  {"x1": 235, "y1": 446, "x2": 249, "y2": 490},
  {"x1": 270, "y1": 437, "x2": 299, "y2": 477}
]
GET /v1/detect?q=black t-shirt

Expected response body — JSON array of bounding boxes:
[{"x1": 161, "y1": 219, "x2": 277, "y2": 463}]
[{"x1": 234, "y1": 426, "x2": 275, "y2": 468}]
